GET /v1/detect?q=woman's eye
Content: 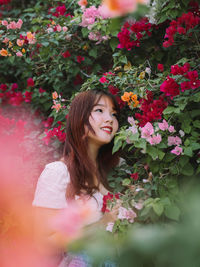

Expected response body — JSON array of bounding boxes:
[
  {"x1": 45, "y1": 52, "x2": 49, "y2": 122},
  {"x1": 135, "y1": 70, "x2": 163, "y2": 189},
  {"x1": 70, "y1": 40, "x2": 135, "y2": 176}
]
[
  {"x1": 95, "y1": 108, "x2": 103, "y2": 113},
  {"x1": 112, "y1": 113, "x2": 117, "y2": 117}
]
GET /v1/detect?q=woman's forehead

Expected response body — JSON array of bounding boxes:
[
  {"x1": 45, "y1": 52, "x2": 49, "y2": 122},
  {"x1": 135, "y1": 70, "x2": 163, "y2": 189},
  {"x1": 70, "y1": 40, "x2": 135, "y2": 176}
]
[{"x1": 95, "y1": 95, "x2": 115, "y2": 109}]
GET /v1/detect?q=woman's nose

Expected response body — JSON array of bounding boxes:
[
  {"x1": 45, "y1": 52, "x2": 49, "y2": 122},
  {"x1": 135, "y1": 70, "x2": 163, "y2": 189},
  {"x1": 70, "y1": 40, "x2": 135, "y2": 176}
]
[{"x1": 104, "y1": 112, "x2": 113, "y2": 123}]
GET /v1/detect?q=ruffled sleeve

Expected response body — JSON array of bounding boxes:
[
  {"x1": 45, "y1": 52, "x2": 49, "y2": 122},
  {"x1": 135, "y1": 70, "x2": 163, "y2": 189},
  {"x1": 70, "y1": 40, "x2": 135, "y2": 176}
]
[{"x1": 32, "y1": 161, "x2": 70, "y2": 209}]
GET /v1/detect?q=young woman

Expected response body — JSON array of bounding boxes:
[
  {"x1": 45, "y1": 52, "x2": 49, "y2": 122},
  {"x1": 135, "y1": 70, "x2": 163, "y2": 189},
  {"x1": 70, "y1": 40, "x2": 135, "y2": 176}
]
[{"x1": 32, "y1": 89, "x2": 120, "y2": 265}]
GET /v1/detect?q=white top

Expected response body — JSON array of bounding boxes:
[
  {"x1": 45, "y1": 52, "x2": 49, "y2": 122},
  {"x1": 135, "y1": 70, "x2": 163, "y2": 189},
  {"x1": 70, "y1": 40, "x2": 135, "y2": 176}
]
[{"x1": 32, "y1": 161, "x2": 104, "y2": 214}]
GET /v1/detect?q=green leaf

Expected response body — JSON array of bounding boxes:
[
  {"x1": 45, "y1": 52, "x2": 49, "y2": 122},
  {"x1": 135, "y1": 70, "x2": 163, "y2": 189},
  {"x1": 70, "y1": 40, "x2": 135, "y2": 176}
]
[
  {"x1": 122, "y1": 178, "x2": 131, "y2": 186},
  {"x1": 165, "y1": 205, "x2": 180, "y2": 221},
  {"x1": 153, "y1": 203, "x2": 164, "y2": 216},
  {"x1": 146, "y1": 146, "x2": 158, "y2": 160},
  {"x1": 191, "y1": 143, "x2": 200, "y2": 150},
  {"x1": 179, "y1": 156, "x2": 189, "y2": 167},
  {"x1": 163, "y1": 106, "x2": 180, "y2": 115},
  {"x1": 41, "y1": 41, "x2": 49, "y2": 47},
  {"x1": 181, "y1": 162, "x2": 194, "y2": 176},
  {"x1": 158, "y1": 150, "x2": 165, "y2": 160},
  {"x1": 183, "y1": 147, "x2": 193, "y2": 157},
  {"x1": 112, "y1": 138, "x2": 123, "y2": 154},
  {"x1": 193, "y1": 120, "x2": 200, "y2": 129},
  {"x1": 81, "y1": 27, "x2": 88, "y2": 38},
  {"x1": 109, "y1": 38, "x2": 118, "y2": 52},
  {"x1": 89, "y1": 48, "x2": 97, "y2": 58}
]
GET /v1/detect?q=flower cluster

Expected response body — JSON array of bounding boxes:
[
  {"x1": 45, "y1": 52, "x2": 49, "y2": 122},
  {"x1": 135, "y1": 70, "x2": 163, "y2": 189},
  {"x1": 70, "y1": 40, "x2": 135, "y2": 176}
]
[
  {"x1": 0, "y1": 81, "x2": 33, "y2": 106},
  {"x1": 80, "y1": 5, "x2": 109, "y2": 43},
  {"x1": 51, "y1": 91, "x2": 66, "y2": 113},
  {"x1": 1, "y1": 19, "x2": 23, "y2": 30},
  {"x1": 121, "y1": 91, "x2": 139, "y2": 107},
  {"x1": 102, "y1": 192, "x2": 120, "y2": 213},
  {"x1": 117, "y1": 18, "x2": 152, "y2": 51},
  {"x1": 0, "y1": 0, "x2": 11, "y2": 5},
  {"x1": 141, "y1": 122, "x2": 162, "y2": 145},
  {"x1": 135, "y1": 90, "x2": 168, "y2": 127},
  {"x1": 48, "y1": 4, "x2": 72, "y2": 18},
  {"x1": 43, "y1": 124, "x2": 66, "y2": 145},
  {"x1": 80, "y1": 6, "x2": 103, "y2": 29},
  {"x1": 163, "y1": 11, "x2": 200, "y2": 48},
  {"x1": 140, "y1": 119, "x2": 183, "y2": 155},
  {"x1": 160, "y1": 63, "x2": 200, "y2": 98},
  {"x1": 88, "y1": 31, "x2": 109, "y2": 44},
  {"x1": 108, "y1": 85, "x2": 125, "y2": 109}
]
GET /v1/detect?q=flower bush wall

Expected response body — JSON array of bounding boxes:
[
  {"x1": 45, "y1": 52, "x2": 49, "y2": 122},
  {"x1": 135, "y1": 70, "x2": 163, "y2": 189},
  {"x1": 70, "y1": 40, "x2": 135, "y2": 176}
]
[{"x1": 0, "y1": 0, "x2": 200, "y2": 245}]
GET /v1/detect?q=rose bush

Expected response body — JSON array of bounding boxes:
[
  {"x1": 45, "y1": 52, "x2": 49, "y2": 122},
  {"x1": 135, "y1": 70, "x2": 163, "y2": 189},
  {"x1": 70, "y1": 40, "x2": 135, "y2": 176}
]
[{"x1": 0, "y1": 0, "x2": 200, "y2": 237}]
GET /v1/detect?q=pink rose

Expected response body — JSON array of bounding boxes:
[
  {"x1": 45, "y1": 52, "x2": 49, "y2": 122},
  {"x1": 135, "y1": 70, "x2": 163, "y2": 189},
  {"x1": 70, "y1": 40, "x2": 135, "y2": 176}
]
[
  {"x1": 16, "y1": 52, "x2": 23, "y2": 57},
  {"x1": 2, "y1": 20, "x2": 8, "y2": 26}
]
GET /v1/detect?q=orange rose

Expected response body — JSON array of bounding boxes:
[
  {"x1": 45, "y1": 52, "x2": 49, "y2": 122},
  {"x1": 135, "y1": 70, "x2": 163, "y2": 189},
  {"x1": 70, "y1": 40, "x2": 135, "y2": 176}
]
[
  {"x1": 17, "y1": 39, "x2": 24, "y2": 47},
  {"x1": 52, "y1": 91, "x2": 58, "y2": 100},
  {"x1": 0, "y1": 49, "x2": 8, "y2": 56}
]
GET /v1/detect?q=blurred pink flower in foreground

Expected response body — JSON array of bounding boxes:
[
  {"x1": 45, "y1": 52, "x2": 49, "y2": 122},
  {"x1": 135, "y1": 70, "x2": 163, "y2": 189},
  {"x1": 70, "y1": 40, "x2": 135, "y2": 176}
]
[
  {"x1": 100, "y1": 0, "x2": 149, "y2": 18},
  {"x1": 50, "y1": 199, "x2": 100, "y2": 244}
]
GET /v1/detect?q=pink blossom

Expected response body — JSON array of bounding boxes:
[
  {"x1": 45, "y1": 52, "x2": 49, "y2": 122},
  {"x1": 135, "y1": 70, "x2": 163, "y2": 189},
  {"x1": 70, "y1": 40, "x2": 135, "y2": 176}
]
[
  {"x1": 158, "y1": 119, "x2": 168, "y2": 131},
  {"x1": 50, "y1": 201, "x2": 99, "y2": 240},
  {"x1": 130, "y1": 172, "x2": 139, "y2": 181},
  {"x1": 171, "y1": 146, "x2": 183, "y2": 155},
  {"x1": 47, "y1": 27, "x2": 53, "y2": 33},
  {"x1": 2, "y1": 20, "x2": 8, "y2": 26},
  {"x1": 157, "y1": 63, "x2": 164, "y2": 72},
  {"x1": 168, "y1": 125, "x2": 175, "y2": 133},
  {"x1": 56, "y1": 24, "x2": 62, "y2": 32},
  {"x1": 99, "y1": 76, "x2": 108, "y2": 83},
  {"x1": 62, "y1": 26, "x2": 68, "y2": 32},
  {"x1": 27, "y1": 78, "x2": 34, "y2": 87},
  {"x1": 39, "y1": 87, "x2": 46, "y2": 93},
  {"x1": 11, "y1": 83, "x2": 18, "y2": 91},
  {"x1": 147, "y1": 134, "x2": 162, "y2": 145},
  {"x1": 134, "y1": 202, "x2": 143, "y2": 210},
  {"x1": 16, "y1": 51, "x2": 23, "y2": 57},
  {"x1": 3, "y1": 37, "x2": 9, "y2": 43},
  {"x1": 7, "y1": 21, "x2": 17, "y2": 30},
  {"x1": 16, "y1": 19, "x2": 23, "y2": 29},
  {"x1": 80, "y1": 6, "x2": 100, "y2": 28},
  {"x1": 106, "y1": 222, "x2": 114, "y2": 232},
  {"x1": 168, "y1": 136, "x2": 182, "y2": 146},
  {"x1": 128, "y1": 116, "x2": 135, "y2": 126},
  {"x1": 77, "y1": 55, "x2": 85, "y2": 63},
  {"x1": 118, "y1": 206, "x2": 137, "y2": 223},
  {"x1": 141, "y1": 122, "x2": 154, "y2": 139}
]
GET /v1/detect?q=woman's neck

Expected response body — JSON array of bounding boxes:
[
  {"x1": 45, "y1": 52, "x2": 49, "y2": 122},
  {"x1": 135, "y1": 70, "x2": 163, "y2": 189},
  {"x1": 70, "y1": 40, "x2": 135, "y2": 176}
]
[{"x1": 87, "y1": 141, "x2": 100, "y2": 163}]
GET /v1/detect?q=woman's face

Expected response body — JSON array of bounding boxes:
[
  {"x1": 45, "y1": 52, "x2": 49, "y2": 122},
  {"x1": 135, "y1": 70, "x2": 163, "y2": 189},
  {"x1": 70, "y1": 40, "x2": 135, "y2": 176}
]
[{"x1": 87, "y1": 95, "x2": 119, "y2": 148}]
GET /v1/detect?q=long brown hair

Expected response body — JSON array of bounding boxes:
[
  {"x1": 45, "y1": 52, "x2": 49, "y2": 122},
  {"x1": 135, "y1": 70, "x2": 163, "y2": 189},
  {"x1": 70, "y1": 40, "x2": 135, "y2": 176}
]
[{"x1": 63, "y1": 90, "x2": 120, "y2": 198}]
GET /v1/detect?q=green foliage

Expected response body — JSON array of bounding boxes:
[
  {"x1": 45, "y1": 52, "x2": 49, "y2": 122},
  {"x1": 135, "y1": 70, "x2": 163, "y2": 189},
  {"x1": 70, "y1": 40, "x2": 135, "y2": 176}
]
[{"x1": 0, "y1": 0, "x2": 200, "y2": 242}]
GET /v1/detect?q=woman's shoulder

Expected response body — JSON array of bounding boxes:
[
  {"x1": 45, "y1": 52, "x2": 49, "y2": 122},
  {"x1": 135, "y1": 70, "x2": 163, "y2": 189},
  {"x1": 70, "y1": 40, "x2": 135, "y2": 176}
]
[
  {"x1": 32, "y1": 160, "x2": 70, "y2": 209},
  {"x1": 45, "y1": 160, "x2": 68, "y2": 171},
  {"x1": 40, "y1": 160, "x2": 70, "y2": 185}
]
